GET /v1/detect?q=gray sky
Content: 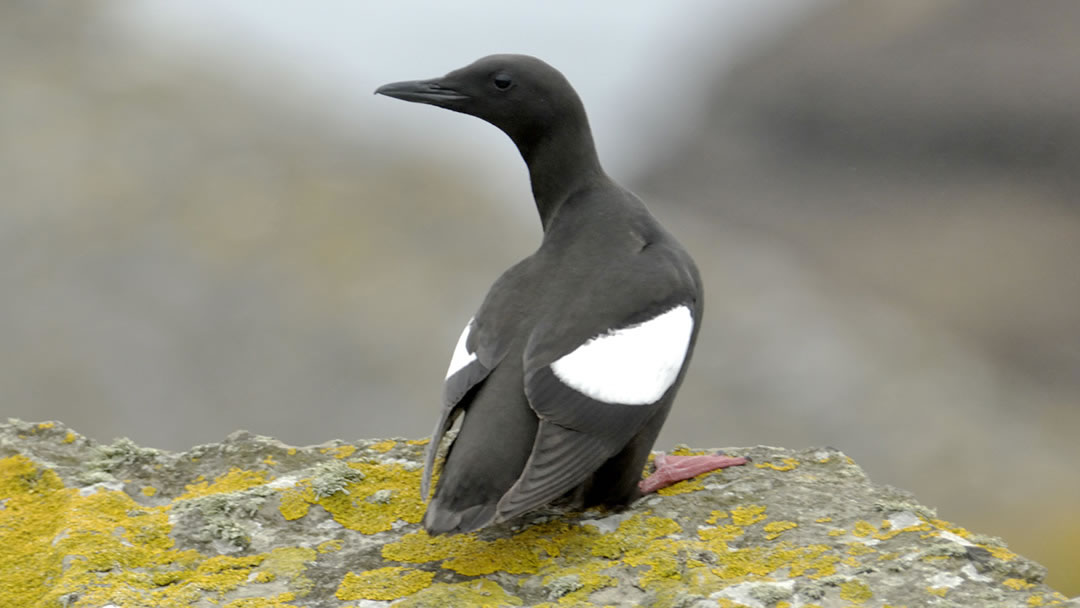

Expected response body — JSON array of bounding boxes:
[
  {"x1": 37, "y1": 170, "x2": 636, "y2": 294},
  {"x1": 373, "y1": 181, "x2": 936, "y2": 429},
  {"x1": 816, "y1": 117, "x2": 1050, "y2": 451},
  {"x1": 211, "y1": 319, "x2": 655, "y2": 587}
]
[{"x1": 106, "y1": 1, "x2": 820, "y2": 197}]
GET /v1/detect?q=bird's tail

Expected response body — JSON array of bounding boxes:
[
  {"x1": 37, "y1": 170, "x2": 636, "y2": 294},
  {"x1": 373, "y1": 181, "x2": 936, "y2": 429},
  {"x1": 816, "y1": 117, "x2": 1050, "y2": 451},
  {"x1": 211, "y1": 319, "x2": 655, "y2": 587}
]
[{"x1": 423, "y1": 498, "x2": 496, "y2": 535}]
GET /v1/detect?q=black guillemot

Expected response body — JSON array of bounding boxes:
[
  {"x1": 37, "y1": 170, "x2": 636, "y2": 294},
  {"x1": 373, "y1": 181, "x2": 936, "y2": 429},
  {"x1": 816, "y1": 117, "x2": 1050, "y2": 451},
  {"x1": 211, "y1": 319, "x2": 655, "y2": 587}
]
[{"x1": 376, "y1": 54, "x2": 746, "y2": 535}]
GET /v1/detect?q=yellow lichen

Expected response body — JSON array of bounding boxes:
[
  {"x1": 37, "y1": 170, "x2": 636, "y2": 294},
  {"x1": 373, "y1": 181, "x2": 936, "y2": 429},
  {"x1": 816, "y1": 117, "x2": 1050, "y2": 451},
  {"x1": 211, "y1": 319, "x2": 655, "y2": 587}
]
[
  {"x1": 0, "y1": 455, "x2": 70, "y2": 606},
  {"x1": 277, "y1": 484, "x2": 313, "y2": 520},
  {"x1": 731, "y1": 504, "x2": 768, "y2": 527},
  {"x1": 369, "y1": 440, "x2": 396, "y2": 453},
  {"x1": 927, "y1": 586, "x2": 949, "y2": 597},
  {"x1": 815, "y1": 516, "x2": 832, "y2": 523},
  {"x1": 853, "y1": 520, "x2": 875, "y2": 537},
  {"x1": 383, "y1": 521, "x2": 581, "y2": 576},
  {"x1": 0, "y1": 454, "x2": 325, "y2": 608},
  {"x1": 699, "y1": 524, "x2": 744, "y2": 546},
  {"x1": 540, "y1": 560, "x2": 617, "y2": 605},
  {"x1": 276, "y1": 461, "x2": 425, "y2": 534},
  {"x1": 755, "y1": 457, "x2": 799, "y2": 472},
  {"x1": 669, "y1": 446, "x2": 707, "y2": 456},
  {"x1": 877, "y1": 552, "x2": 900, "y2": 562},
  {"x1": 873, "y1": 521, "x2": 931, "y2": 541},
  {"x1": 588, "y1": 514, "x2": 681, "y2": 560},
  {"x1": 656, "y1": 476, "x2": 707, "y2": 496},
  {"x1": 840, "y1": 580, "x2": 873, "y2": 603},
  {"x1": 1028, "y1": 593, "x2": 1045, "y2": 606},
  {"x1": 196, "y1": 554, "x2": 268, "y2": 592},
  {"x1": 317, "y1": 539, "x2": 344, "y2": 553},
  {"x1": 142, "y1": 486, "x2": 158, "y2": 497},
  {"x1": 262, "y1": 454, "x2": 278, "y2": 467},
  {"x1": 711, "y1": 542, "x2": 838, "y2": 580},
  {"x1": 1005, "y1": 578, "x2": 1034, "y2": 590},
  {"x1": 406, "y1": 438, "x2": 430, "y2": 446},
  {"x1": 7, "y1": 435, "x2": 1039, "y2": 607},
  {"x1": 336, "y1": 566, "x2": 435, "y2": 601},
  {"x1": 330, "y1": 445, "x2": 357, "y2": 459},
  {"x1": 177, "y1": 468, "x2": 271, "y2": 500},
  {"x1": 763, "y1": 520, "x2": 798, "y2": 540},
  {"x1": 257, "y1": 547, "x2": 316, "y2": 594},
  {"x1": 222, "y1": 594, "x2": 298, "y2": 608},
  {"x1": 36, "y1": 422, "x2": 55, "y2": 431},
  {"x1": 394, "y1": 579, "x2": 522, "y2": 607},
  {"x1": 313, "y1": 462, "x2": 424, "y2": 533},
  {"x1": 706, "y1": 510, "x2": 730, "y2": 524},
  {"x1": 984, "y1": 544, "x2": 1018, "y2": 561},
  {"x1": 847, "y1": 543, "x2": 876, "y2": 556}
]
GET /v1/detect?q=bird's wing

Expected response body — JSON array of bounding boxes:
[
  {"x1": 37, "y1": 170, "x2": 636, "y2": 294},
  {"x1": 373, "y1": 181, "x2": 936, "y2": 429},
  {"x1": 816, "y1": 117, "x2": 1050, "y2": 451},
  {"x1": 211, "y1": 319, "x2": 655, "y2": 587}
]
[
  {"x1": 421, "y1": 317, "x2": 503, "y2": 498},
  {"x1": 495, "y1": 286, "x2": 699, "y2": 522}
]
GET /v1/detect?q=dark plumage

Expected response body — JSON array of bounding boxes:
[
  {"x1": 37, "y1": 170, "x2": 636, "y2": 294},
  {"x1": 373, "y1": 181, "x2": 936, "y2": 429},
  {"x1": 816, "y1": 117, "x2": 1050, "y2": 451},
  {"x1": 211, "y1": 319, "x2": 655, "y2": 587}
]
[{"x1": 377, "y1": 55, "x2": 717, "y2": 535}]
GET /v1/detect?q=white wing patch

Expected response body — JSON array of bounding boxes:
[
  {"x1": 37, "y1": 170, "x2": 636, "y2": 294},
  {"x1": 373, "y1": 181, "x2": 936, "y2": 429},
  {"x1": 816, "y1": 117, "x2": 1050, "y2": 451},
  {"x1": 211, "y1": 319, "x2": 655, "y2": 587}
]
[
  {"x1": 550, "y1": 305, "x2": 694, "y2": 405},
  {"x1": 445, "y1": 319, "x2": 477, "y2": 379}
]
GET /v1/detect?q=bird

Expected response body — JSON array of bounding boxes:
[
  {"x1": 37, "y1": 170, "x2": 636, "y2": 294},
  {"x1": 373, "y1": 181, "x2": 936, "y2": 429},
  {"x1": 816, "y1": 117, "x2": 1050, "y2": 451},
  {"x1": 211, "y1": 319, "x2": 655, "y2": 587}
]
[{"x1": 376, "y1": 54, "x2": 746, "y2": 535}]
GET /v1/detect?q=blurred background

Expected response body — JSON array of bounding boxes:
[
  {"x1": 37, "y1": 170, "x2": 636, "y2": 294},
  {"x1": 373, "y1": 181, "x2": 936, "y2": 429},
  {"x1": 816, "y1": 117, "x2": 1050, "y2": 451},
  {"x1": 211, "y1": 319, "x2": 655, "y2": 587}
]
[{"x1": 3, "y1": 0, "x2": 1078, "y2": 594}]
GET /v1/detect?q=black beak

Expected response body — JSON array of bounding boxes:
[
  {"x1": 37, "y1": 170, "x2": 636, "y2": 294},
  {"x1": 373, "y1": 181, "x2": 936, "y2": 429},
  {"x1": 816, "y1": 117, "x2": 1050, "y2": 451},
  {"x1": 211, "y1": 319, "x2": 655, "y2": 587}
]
[{"x1": 374, "y1": 78, "x2": 469, "y2": 107}]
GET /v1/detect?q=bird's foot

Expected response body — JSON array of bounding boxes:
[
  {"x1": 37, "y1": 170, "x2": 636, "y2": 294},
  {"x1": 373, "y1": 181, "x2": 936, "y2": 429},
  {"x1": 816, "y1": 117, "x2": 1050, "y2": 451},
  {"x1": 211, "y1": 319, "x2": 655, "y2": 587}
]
[{"x1": 638, "y1": 451, "x2": 748, "y2": 494}]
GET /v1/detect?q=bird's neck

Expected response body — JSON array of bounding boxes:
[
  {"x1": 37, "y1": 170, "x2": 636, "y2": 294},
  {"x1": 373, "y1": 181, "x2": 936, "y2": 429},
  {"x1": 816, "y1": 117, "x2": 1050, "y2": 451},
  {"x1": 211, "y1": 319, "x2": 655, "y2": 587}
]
[{"x1": 517, "y1": 123, "x2": 604, "y2": 232}]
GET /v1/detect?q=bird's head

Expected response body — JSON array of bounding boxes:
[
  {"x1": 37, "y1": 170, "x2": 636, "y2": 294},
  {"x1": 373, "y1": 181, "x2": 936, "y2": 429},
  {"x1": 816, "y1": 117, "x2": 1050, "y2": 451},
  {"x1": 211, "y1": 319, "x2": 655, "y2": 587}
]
[{"x1": 375, "y1": 54, "x2": 588, "y2": 150}]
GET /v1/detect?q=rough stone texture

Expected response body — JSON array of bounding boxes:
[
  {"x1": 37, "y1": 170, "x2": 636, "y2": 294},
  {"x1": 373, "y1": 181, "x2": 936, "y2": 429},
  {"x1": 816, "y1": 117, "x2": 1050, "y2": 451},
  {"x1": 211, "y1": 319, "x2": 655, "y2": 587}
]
[{"x1": 1, "y1": 420, "x2": 1073, "y2": 608}]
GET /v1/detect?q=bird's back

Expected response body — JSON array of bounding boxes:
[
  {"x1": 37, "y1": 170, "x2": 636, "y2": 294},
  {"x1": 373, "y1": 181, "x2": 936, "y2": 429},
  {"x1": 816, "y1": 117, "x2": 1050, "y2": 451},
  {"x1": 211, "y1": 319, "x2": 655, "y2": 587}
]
[{"x1": 425, "y1": 180, "x2": 702, "y2": 533}]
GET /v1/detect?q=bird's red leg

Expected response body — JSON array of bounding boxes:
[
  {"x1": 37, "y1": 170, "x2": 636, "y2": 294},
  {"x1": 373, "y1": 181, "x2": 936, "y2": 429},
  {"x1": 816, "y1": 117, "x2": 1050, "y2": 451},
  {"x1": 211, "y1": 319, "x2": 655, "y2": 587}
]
[{"x1": 638, "y1": 451, "x2": 748, "y2": 494}]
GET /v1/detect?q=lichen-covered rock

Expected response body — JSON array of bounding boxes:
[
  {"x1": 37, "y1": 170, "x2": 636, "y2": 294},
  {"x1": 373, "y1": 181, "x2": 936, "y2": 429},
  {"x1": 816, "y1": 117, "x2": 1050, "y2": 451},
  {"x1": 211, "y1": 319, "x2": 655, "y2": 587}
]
[{"x1": 0, "y1": 420, "x2": 1073, "y2": 607}]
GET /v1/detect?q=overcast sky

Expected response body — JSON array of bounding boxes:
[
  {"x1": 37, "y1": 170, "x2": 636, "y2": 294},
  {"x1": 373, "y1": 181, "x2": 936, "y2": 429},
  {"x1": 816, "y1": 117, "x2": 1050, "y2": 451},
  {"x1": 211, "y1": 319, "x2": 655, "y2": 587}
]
[{"x1": 107, "y1": 1, "x2": 821, "y2": 192}]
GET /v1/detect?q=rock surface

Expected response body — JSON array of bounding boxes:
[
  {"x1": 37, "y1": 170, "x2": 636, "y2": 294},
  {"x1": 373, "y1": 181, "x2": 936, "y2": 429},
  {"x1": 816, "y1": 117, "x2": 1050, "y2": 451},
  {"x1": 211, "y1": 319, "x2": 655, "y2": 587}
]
[{"x1": 1, "y1": 420, "x2": 1073, "y2": 607}]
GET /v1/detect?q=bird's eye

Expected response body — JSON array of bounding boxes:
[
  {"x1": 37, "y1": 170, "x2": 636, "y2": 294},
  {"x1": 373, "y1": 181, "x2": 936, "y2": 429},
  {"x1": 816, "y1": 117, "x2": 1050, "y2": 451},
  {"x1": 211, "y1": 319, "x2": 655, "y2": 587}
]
[{"x1": 493, "y1": 74, "x2": 512, "y2": 90}]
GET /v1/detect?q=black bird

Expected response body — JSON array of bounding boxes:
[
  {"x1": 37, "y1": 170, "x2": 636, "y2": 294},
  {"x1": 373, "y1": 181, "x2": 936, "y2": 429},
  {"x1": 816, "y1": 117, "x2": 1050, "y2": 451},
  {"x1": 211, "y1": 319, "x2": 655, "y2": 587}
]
[{"x1": 376, "y1": 55, "x2": 745, "y2": 535}]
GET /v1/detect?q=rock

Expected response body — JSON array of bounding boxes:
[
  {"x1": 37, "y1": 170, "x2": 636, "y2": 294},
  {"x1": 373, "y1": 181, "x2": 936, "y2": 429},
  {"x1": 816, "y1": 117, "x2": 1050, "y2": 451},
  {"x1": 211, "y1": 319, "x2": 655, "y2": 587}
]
[{"x1": 0, "y1": 419, "x2": 1073, "y2": 607}]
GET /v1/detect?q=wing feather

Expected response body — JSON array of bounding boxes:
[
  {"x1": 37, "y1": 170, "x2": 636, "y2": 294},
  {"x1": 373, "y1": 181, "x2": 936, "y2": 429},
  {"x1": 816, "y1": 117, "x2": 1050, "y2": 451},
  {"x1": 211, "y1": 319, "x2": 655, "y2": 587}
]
[
  {"x1": 495, "y1": 421, "x2": 619, "y2": 522},
  {"x1": 501, "y1": 301, "x2": 699, "y2": 518},
  {"x1": 422, "y1": 319, "x2": 501, "y2": 499}
]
